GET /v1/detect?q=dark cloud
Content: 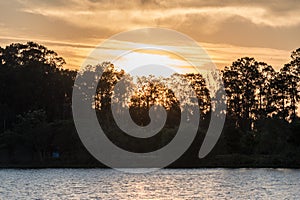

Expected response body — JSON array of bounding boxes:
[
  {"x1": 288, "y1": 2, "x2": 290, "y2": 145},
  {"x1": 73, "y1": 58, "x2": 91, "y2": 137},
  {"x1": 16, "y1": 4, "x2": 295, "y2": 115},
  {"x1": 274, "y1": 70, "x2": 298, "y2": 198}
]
[{"x1": 153, "y1": 8, "x2": 300, "y2": 50}]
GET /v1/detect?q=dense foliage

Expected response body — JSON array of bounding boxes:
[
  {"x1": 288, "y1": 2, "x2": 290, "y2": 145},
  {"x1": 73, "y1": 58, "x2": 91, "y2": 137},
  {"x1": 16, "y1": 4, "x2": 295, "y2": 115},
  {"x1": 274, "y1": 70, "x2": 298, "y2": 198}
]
[{"x1": 0, "y1": 42, "x2": 299, "y2": 167}]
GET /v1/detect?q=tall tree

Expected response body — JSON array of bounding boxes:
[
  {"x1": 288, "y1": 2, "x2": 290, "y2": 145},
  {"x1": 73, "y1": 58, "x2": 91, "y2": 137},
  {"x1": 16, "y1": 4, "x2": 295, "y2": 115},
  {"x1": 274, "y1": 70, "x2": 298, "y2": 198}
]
[
  {"x1": 223, "y1": 57, "x2": 259, "y2": 130},
  {"x1": 0, "y1": 42, "x2": 75, "y2": 124},
  {"x1": 278, "y1": 48, "x2": 300, "y2": 121}
]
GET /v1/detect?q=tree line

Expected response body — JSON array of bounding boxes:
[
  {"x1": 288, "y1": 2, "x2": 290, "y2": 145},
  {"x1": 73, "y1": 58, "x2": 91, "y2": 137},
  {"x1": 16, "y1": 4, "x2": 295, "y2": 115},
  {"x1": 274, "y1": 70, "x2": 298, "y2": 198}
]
[{"x1": 0, "y1": 42, "x2": 299, "y2": 167}]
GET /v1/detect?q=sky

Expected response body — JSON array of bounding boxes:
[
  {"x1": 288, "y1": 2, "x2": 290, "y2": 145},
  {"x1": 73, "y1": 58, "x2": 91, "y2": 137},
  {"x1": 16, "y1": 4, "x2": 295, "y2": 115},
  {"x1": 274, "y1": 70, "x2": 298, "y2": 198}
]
[{"x1": 0, "y1": 0, "x2": 300, "y2": 71}]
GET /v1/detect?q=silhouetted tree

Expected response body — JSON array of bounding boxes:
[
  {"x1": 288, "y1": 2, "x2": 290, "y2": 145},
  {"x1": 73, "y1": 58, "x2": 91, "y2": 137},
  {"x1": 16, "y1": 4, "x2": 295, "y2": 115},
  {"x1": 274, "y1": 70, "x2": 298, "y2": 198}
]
[
  {"x1": 0, "y1": 42, "x2": 75, "y2": 124},
  {"x1": 278, "y1": 48, "x2": 300, "y2": 121},
  {"x1": 1, "y1": 42, "x2": 300, "y2": 167}
]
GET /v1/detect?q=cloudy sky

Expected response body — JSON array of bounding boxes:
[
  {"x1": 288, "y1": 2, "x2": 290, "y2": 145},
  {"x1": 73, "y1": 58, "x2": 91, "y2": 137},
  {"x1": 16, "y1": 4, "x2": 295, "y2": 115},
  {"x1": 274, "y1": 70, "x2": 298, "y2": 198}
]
[{"x1": 0, "y1": 0, "x2": 299, "y2": 70}]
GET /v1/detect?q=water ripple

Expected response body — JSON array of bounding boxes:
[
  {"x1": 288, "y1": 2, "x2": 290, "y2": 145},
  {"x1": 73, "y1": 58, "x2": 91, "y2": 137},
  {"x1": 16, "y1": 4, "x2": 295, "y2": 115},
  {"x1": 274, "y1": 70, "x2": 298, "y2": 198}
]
[{"x1": 0, "y1": 168, "x2": 299, "y2": 199}]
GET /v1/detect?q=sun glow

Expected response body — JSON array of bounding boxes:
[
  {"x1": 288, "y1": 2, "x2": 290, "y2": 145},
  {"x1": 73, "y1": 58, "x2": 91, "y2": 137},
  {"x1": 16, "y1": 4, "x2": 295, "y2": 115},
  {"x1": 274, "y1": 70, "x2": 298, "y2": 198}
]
[
  {"x1": 81, "y1": 39, "x2": 216, "y2": 78},
  {"x1": 112, "y1": 48, "x2": 196, "y2": 77}
]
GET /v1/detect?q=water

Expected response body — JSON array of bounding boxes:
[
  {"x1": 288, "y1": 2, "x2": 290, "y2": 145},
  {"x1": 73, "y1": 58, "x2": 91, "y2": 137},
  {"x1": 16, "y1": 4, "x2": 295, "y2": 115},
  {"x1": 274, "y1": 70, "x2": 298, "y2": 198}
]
[{"x1": 0, "y1": 168, "x2": 299, "y2": 199}]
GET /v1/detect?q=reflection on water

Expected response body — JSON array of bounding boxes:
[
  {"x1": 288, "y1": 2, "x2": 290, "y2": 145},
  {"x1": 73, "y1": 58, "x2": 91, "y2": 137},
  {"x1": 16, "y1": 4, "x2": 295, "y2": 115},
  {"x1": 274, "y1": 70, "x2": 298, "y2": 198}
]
[{"x1": 0, "y1": 168, "x2": 299, "y2": 199}]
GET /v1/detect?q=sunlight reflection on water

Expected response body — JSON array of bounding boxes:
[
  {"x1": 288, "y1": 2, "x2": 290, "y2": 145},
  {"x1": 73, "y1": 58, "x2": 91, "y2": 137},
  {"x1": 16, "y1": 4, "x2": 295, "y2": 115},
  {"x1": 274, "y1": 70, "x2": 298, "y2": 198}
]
[{"x1": 0, "y1": 168, "x2": 299, "y2": 199}]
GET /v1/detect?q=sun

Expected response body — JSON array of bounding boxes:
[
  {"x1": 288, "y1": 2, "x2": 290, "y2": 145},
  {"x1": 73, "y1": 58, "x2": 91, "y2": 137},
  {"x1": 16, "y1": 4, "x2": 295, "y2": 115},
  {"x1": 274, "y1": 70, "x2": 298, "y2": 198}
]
[
  {"x1": 81, "y1": 39, "x2": 207, "y2": 78},
  {"x1": 111, "y1": 48, "x2": 196, "y2": 77}
]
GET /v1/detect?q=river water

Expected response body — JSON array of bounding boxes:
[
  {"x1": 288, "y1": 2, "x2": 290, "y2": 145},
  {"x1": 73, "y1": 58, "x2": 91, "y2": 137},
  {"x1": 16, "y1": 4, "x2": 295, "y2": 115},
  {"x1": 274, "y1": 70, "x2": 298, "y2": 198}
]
[{"x1": 0, "y1": 168, "x2": 299, "y2": 199}]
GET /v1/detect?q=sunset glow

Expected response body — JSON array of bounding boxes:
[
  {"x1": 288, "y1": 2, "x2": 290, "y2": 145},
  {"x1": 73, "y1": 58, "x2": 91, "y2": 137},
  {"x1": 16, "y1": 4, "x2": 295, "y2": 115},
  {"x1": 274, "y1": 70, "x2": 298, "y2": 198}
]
[
  {"x1": 1, "y1": 0, "x2": 299, "y2": 71},
  {"x1": 112, "y1": 49, "x2": 192, "y2": 77}
]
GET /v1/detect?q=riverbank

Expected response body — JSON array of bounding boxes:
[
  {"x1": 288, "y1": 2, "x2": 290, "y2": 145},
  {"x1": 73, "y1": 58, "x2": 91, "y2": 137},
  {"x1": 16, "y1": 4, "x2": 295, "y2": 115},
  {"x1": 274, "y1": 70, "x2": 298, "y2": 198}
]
[{"x1": 1, "y1": 154, "x2": 299, "y2": 169}]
